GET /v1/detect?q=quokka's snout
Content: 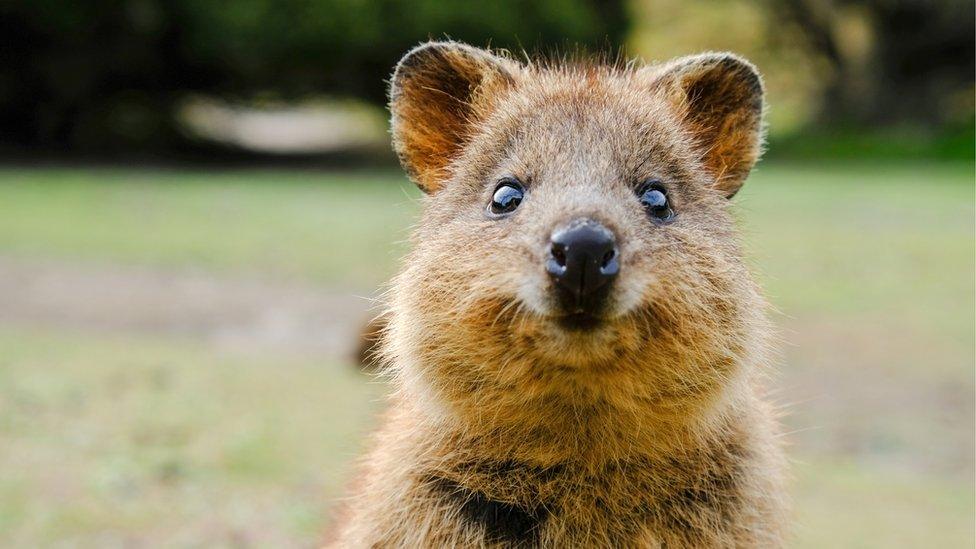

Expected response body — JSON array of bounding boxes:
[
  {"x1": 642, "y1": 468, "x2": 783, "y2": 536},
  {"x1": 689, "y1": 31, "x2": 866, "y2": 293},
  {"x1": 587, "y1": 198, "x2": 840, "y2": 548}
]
[{"x1": 545, "y1": 217, "x2": 619, "y2": 321}]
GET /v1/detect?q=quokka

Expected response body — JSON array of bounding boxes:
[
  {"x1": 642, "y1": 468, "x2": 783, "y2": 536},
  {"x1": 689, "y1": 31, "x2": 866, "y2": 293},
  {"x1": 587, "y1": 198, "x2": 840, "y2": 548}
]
[{"x1": 330, "y1": 41, "x2": 788, "y2": 548}]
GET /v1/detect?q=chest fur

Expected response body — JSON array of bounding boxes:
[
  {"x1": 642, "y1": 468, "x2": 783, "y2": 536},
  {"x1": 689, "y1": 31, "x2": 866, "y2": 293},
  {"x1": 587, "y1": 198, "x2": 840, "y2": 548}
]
[{"x1": 422, "y1": 451, "x2": 746, "y2": 547}]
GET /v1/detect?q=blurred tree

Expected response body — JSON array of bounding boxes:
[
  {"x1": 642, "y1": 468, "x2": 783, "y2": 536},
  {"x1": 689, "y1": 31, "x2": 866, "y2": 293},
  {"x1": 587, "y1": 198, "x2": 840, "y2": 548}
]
[
  {"x1": 0, "y1": 0, "x2": 627, "y2": 154},
  {"x1": 630, "y1": 0, "x2": 826, "y2": 135},
  {"x1": 769, "y1": 0, "x2": 974, "y2": 130}
]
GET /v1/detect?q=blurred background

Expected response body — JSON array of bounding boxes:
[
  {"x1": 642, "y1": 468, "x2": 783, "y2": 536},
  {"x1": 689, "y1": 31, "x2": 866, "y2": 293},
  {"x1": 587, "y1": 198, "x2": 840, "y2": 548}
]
[{"x1": 0, "y1": 0, "x2": 972, "y2": 547}]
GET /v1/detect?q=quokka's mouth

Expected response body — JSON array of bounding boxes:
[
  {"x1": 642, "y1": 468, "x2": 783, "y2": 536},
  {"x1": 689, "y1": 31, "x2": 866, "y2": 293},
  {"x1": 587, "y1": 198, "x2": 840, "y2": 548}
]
[{"x1": 554, "y1": 311, "x2": 604, "y2": 332}]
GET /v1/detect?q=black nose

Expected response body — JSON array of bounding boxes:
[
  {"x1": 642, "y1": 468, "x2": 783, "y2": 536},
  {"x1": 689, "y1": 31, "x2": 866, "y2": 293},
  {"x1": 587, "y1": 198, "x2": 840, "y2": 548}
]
[{"x1": 546, "y1": 219, "x2": 619, "y2": 313}]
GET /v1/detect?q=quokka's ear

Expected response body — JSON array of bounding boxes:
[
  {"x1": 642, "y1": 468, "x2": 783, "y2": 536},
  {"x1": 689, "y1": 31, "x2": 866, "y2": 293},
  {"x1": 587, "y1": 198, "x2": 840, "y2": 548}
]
[
  {"x1": 653, "y1": 53, "x2": 765, "y2": 198},
  {"x1": 389, "y1": 41, "x2": 516, "y2": 193}
]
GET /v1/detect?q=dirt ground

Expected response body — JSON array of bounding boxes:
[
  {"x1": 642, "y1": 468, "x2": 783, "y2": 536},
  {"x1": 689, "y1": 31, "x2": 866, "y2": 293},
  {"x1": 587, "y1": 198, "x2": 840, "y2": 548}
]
[
  {"x1": 0, "y1": 256, "x2": 376, "y2": 360},
  {"x1": 3, "y1": 254, "x2": 971, "y2": 483}
]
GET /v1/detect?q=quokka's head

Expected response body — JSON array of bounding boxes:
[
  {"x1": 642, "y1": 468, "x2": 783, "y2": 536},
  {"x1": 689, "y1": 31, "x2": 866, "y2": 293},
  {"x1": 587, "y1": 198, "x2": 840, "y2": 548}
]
[{"x1": 385, "y1": 41, "x2": 769, "y2": 417}]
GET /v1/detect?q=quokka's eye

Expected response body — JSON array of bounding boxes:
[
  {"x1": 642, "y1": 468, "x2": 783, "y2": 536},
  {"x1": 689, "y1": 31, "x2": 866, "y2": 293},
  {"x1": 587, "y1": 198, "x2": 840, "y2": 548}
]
[
  {"x1": 488, "y1": 178, "x2": 524, "y2": 216},
  {"x1": 638, "y1": 180, "x2": 674, "y2": 222}
]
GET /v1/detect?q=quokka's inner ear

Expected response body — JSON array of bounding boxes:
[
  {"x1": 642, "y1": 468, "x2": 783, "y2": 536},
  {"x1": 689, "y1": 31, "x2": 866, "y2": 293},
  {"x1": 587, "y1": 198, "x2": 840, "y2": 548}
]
[
  {"x1": 389, "y1": 41, "x2": 516, "y2": 193},
  {"x1": 653, "y1": 53, "x2": 765, "y2": 198}
]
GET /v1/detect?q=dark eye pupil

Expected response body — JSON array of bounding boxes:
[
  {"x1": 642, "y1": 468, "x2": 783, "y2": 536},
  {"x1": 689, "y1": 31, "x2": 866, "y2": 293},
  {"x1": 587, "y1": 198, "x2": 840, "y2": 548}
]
[{"x1": 490, "y1": 182, "x2": 523, "y2": 214}]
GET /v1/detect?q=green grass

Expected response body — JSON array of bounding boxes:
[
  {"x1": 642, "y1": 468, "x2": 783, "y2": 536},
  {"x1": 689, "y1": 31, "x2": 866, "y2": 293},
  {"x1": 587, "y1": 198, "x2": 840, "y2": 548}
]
[
  {"x1": 767, "y1": 125, "x2": 976, "y2": 162},
  {"x1": 1, "y1": 328, "x2": 971, "y2": 547},
  {"x1": 0, "y1": 328, "x2": 381, "y2": 546},
  {"x1": 740, "y1": 162, "x2": 974, "y2": 321},
  {"x1": 794, "y1": 459, "x2": 975, "y2": 548},
  {"x1": 0, "y1": 161, "x2": 972, "y2": 547},
  {"x1": 0, "y1": 168, "x2": 420, "y2": 287}
]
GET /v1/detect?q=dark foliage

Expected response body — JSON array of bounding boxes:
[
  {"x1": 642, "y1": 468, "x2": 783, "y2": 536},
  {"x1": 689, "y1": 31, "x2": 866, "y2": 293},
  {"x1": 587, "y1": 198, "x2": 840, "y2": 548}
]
[
  {"x1": 771, "y1": 0, "x2": 975, "y2": 130},
  {"x1": 0, "y1": 0, "x2": 627, "y2": 153}
]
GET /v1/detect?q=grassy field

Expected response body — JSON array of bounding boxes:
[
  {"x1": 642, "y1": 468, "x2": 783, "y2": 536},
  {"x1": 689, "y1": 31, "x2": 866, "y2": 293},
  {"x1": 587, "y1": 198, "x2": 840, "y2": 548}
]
[{"x1": 0, "y1": 162, "x2": 973, "y2": 547}]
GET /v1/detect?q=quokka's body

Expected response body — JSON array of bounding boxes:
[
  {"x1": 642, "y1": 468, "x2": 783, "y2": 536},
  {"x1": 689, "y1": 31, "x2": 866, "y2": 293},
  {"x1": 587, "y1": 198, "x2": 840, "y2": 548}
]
[{"x1": 330, "y1": 41, "x2": 789, "y2": 547}]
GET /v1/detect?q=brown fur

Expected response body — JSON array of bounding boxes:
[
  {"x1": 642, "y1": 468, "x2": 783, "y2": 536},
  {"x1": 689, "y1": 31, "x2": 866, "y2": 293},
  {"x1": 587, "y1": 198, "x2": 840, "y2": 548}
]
[
  {"x1": 355, "y1": 313, "x2": 388, "y2": 371},
  {"x1": 330, "y1": 41, "x2": 788, "y2": 547}
]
